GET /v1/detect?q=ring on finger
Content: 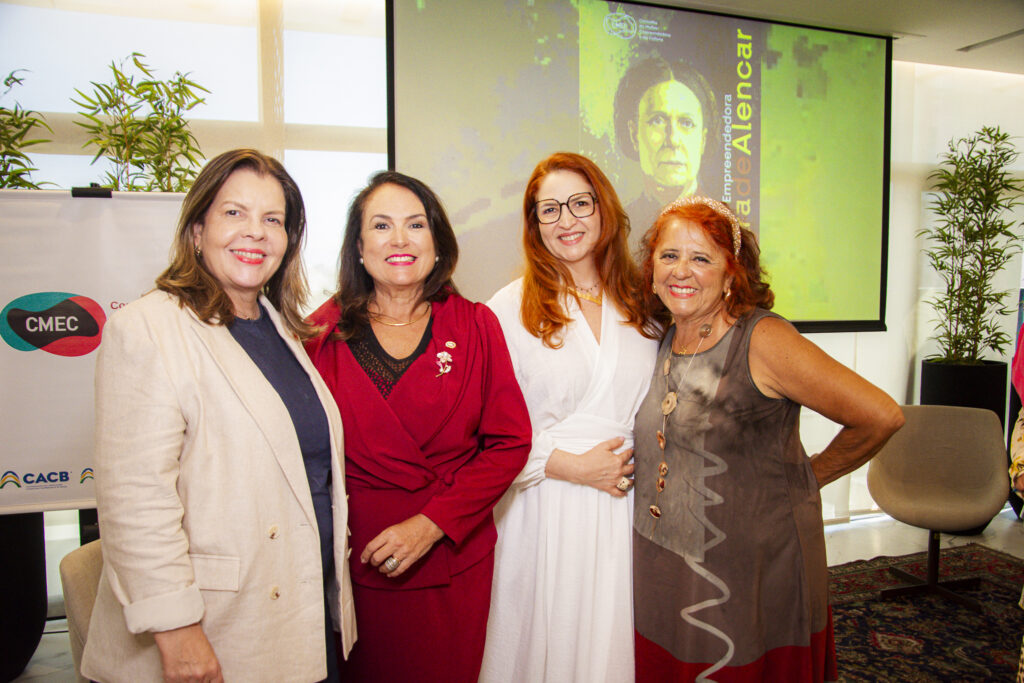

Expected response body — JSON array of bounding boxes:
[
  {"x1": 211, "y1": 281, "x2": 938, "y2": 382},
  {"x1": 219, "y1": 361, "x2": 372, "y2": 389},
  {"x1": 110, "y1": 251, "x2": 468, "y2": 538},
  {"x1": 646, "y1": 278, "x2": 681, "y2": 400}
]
[
  {"x1": 384, "y1": 556, "x2": 402, "y2": 572},
  {"x1": 616, "y1": 476, "x2": 633, "y2": 492}
]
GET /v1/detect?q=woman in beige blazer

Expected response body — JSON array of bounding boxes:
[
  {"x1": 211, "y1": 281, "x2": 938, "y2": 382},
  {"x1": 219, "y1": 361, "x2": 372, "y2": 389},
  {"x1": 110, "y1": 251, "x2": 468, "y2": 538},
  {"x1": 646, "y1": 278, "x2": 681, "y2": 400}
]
[{"x1": 81, "y1": 149, "x2": 355, "y2": 683}]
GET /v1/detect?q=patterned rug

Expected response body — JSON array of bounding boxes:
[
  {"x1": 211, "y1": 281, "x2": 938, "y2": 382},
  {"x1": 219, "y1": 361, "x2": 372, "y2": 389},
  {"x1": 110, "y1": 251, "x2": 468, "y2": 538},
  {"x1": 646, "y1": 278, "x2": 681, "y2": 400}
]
[{"x1": 829, "y1": 543, "x2": 1024, "y2": 682}]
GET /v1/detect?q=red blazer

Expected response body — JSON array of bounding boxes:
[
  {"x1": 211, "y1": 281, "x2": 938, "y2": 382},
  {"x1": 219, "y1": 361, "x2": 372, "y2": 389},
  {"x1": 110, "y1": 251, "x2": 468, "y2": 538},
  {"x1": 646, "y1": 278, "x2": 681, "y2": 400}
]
[{"x1": 305, "y1": 293, "x2": 531, "y2": 590}]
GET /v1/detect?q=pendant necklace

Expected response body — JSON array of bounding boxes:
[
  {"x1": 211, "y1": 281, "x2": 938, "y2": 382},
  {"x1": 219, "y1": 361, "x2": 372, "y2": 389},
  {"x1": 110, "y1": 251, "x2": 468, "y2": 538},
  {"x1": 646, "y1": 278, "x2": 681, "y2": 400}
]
[{"x1": 649, "y1": 322, "x2": 713, "y2": 531}]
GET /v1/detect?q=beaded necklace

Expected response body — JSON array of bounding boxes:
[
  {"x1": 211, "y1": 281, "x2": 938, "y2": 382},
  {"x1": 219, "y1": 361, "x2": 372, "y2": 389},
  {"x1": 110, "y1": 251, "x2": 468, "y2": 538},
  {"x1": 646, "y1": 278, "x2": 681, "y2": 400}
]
[{"x1": 648, "y1": 322, "x2": 712, "y2": 531}]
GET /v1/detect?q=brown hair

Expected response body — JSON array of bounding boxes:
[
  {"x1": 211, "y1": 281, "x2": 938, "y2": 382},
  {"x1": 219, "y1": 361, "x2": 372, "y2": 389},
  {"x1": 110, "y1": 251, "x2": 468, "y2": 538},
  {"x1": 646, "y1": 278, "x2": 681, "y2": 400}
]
[
  {"x1": 639, "y1": 200, "x2": 773, "y2": 333},
  {"x1": 520, "y1": 152, "x2": 655, "y2": 347},
  {"x1": 155, "y1": 148, "x2": 314, "y2": 337},
  {"x1": 331, "y1": 171, "x2": 459, "y2": 340}
]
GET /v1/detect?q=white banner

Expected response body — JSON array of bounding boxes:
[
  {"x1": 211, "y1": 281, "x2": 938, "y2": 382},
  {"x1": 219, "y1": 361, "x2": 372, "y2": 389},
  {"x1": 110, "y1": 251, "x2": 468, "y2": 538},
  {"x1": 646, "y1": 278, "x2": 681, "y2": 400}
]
[{"x1": 0, "y1": 190, "x2": 183, "y2": 514}]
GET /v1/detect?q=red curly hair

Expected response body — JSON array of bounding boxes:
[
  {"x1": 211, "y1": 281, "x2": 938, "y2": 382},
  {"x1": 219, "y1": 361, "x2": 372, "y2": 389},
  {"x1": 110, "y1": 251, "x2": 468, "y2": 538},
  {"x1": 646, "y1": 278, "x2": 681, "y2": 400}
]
[
  {"x1": 520, "y1": 152, "x2": 655, "y2": 347},
  {"x1": 639, "y1": 200, "x2": 774, "y2": 333}
]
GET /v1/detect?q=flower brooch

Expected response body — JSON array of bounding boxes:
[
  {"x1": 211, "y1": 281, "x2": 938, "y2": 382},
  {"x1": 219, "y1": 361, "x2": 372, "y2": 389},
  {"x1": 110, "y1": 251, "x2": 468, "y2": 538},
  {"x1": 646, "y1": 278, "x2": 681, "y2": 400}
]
[{"x1": 436, "y1": 341, "x2": 456, "y2": 377}]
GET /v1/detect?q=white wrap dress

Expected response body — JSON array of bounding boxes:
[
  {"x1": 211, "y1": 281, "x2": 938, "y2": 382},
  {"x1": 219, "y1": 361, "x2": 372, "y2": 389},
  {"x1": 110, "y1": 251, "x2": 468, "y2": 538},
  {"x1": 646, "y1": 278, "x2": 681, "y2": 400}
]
[{"x1": 481, "y1": 278, "x2": 658, "y2": 683}]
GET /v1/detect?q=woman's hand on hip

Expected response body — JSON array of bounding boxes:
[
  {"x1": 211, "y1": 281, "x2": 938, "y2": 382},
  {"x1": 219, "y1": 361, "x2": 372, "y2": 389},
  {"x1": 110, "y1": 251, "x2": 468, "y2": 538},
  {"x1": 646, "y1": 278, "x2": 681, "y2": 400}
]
[
  {"x1": 152, "y1": 623, "x2": 223, "y2": 683},
  {"x1": 546, "y1": 437, "x2": 634, "y2": 497},
  {"x1": 361, "y1": 513, "x2": 445, "y2": 578}
]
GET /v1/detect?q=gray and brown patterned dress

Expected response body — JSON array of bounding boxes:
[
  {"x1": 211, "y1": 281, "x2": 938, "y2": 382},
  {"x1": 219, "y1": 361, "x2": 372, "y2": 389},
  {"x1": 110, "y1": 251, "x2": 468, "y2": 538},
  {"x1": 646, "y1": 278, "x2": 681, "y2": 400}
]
[{"x1": 633, "y1": 308, "x2": 837, "y2": 682}]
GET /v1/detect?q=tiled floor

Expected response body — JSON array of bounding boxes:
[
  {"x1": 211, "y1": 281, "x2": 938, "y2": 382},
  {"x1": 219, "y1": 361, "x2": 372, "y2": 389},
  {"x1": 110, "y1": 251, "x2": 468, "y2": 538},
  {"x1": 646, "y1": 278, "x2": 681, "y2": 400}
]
[
  {"x1": 15, "y1": 618, "x2": 75, "y2": 683},
  {"x1": 13, "y1": 508, "x2": 1024, "y2": 682},
  {"x1": 824, "y1": 506, "x2": 1024, "y2": 565}
]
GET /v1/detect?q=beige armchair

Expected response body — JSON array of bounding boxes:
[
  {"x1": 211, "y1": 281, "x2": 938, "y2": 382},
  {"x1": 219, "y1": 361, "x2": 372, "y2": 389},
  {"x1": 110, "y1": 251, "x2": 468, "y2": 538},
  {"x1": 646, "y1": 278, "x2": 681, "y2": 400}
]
[
  {"x1": 866, "y1": 404, "x2": 1010, "y2": 611},
  {"x1": 58, "y1": 539, "x2": 103, "y2": 683}
]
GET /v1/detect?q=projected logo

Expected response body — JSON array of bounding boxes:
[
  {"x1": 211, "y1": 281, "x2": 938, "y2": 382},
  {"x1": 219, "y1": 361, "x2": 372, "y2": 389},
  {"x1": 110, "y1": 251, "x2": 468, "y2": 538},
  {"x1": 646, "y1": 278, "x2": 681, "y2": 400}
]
[
  {"x1": 80, "y1": 467, "x2": 94, "y2": 483},
  {"x1": 0, "y1": 471, "x2": 21, "y2": 489},
  {"x1": 603, "y1": 11, "x2": 637, "y2": 39},
  {"x1": 0, "y1": 292, "x2": 106, "y2": 356}
]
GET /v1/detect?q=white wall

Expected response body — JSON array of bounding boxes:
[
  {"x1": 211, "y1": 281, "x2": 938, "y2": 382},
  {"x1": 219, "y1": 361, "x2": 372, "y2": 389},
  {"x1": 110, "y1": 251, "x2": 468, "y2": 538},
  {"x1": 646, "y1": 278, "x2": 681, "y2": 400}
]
[{"x1": 817, "y1": 61, "x2": 1024, "y2": 517}]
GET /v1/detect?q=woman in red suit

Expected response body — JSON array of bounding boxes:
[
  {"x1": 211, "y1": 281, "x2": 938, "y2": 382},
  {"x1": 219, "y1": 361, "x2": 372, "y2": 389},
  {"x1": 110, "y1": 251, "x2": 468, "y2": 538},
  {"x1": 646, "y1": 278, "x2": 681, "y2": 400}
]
[{"x1": 305, "y1": 171, "x2": 531, "y2": 682}]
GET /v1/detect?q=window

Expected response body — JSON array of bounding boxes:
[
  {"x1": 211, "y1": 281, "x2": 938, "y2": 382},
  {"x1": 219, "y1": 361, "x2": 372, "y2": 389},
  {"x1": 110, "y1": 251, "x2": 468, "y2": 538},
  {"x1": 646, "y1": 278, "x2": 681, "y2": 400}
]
[{"x1": 0, "y1": 0, "x2": 387, "y2": 305}]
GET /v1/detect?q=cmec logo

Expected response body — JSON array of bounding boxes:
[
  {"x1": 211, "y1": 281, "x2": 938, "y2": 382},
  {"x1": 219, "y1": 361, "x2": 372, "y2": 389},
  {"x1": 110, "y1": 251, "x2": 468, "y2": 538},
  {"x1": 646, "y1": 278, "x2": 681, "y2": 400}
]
[
  {"x1": 1, "y1": 292, "x2": 106, "y2": 356},
  {"x1": 0, "y1": 471, "x2": 20, "y2": 488}
]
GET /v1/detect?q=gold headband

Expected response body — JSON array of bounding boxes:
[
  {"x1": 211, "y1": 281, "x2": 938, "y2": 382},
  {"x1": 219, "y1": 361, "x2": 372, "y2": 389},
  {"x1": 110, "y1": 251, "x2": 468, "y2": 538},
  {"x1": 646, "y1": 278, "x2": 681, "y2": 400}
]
[{"x1": 660, "y1": 196, "x2": 742, "y2": 258}]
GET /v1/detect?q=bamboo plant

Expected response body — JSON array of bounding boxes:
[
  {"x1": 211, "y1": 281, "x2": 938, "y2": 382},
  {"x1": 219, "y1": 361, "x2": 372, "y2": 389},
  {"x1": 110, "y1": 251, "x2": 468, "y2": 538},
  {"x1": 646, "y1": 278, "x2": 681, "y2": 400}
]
[
  {"x1": 72, "y1": 53, "x2": 207, "y2": 192},
  {"x1": 0, "y1": 70, "x2": 52, "y2": 189},
  {"x1": 920, "y1": 125, "x2": 1023, "y2": 364}
]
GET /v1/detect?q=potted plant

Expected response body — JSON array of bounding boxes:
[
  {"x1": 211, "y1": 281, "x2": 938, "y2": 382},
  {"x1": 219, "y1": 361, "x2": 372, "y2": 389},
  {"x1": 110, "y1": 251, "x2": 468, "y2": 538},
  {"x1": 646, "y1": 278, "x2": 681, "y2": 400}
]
[{"x1": 918, "y1": 125, "x2": 1023, "y2": 423}]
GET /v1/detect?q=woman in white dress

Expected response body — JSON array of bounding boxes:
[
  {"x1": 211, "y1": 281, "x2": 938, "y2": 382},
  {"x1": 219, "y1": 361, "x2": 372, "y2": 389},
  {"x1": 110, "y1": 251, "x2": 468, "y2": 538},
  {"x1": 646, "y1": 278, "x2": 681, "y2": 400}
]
[{"x1": 482, "y1": 152, "x2": 660, "y2": 682}]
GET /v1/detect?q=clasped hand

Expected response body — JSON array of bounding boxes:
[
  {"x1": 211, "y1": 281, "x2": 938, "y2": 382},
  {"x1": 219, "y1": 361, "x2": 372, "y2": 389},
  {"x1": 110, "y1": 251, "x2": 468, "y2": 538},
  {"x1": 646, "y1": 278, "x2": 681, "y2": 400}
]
[
  {"x1": 361, "y1": 513, "x2": 444, "y2": 578},
  {"x1": 571, "y1": 436, "x2": 634, "y2": 497}
]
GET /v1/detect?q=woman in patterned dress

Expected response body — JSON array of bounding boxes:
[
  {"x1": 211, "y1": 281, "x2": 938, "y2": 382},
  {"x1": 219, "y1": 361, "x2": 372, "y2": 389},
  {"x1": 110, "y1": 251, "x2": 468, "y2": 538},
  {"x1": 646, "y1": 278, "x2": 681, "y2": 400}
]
[{"x1": 632, "y1": 197, "x2": 904, "y2": 682}]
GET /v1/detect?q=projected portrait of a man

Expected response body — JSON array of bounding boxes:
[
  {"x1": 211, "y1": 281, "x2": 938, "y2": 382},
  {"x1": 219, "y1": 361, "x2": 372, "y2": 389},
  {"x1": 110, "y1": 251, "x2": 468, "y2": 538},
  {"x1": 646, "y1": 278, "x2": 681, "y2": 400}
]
[{"x1": 614, "y1": 57, "x2": 718, "y2": 225}]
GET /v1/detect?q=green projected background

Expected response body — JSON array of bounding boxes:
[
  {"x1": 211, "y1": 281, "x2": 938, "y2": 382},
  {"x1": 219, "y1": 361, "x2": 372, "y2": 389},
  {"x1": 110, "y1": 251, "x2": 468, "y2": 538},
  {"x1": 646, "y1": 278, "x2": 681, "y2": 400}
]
[
  {"x1": 761, "y1": 26, "x2": 887, "y2": 322},
  {"x1": 392, "y1": 0, "x2": 890, "y2": 327}
]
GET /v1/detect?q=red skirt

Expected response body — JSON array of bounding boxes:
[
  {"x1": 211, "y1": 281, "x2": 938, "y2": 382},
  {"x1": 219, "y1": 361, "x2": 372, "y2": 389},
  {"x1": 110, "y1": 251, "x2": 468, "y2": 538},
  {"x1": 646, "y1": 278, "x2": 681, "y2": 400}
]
[
  {"x1": 339, "y1": 551, "x2": 493, "y2": 683},
  {"x1": 636, "y1": 608, "x2": 837, "y2": 683}
]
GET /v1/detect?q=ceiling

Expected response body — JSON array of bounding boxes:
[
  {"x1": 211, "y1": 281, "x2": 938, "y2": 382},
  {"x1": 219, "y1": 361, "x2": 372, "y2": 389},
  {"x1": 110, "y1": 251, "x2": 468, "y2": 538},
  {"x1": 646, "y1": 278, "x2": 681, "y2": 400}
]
[{"x1": 662, "y1": 0, "x2": 1024, "y2": 75}]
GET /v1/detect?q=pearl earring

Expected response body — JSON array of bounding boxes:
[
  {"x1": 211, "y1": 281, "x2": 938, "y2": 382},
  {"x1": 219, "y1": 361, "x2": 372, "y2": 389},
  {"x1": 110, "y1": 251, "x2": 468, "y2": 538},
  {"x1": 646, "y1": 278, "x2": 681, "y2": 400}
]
[
  {"x1": 359, "y1": 257, "x2": 364, "y2": 264},
  {"x1": 652, "y1": 283, "x2": 657, "y2": 294}
]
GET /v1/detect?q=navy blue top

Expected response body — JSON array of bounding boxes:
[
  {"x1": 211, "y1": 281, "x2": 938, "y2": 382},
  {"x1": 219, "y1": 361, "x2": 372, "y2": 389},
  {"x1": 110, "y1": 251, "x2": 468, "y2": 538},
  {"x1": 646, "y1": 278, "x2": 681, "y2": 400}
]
[{"x1": 229, "y1": 305, "x2": 334, "y2": 580}]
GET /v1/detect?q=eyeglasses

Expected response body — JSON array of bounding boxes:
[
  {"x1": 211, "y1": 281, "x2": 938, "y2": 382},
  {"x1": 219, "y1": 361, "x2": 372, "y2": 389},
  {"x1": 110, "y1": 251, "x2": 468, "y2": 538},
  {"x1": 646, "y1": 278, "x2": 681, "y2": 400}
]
[{"x1": 534, "y1": 192, "x2": 598, "y2": 224}]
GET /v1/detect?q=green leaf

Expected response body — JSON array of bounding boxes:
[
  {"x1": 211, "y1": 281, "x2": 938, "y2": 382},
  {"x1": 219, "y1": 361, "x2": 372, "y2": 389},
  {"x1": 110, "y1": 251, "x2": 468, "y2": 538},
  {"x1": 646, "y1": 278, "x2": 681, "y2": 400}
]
[
  {"x1": 922, "y1": 125, "x2": 1024, "y2": 362},
  {"x1": 69, "y1": 52, "x2": 206, "y2": 192}
]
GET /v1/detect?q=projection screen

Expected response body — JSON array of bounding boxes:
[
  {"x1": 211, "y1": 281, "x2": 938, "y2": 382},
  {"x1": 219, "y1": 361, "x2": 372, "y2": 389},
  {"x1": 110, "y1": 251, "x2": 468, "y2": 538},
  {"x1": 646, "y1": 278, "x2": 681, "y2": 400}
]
[{"x1": 390, "y1": 0, "x2": 891, "y2": 330}]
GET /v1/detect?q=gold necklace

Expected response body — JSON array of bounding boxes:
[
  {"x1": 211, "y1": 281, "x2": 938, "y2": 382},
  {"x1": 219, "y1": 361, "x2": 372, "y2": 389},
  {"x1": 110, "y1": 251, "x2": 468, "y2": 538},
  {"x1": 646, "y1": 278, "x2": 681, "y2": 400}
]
[
  {"x1": 568, "y1": 286, "x2": 603, "y2": 306},
  {"x1": 673, "y1": 332, "x2": 704, "y2": 355},
  {"x1": 369, "y1": 303, "x2": 430, "y2": 327},
  {"x1": 649, "y1": 322, "x2": 712, "y2": 529}
]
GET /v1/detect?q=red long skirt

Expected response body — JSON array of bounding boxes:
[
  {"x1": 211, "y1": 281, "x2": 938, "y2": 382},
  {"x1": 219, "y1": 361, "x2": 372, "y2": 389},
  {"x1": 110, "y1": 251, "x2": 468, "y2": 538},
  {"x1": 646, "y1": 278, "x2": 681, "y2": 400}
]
[{"x1": 338, "y1": 551, "x2": 493, "y2": 683}]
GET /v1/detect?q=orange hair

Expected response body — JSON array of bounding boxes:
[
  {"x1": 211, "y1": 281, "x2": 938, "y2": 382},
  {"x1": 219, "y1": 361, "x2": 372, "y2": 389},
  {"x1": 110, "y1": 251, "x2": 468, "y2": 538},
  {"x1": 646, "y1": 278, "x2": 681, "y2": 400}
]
[{"x1": 520, "y1": 152, "x2": 655, "y2": 347}]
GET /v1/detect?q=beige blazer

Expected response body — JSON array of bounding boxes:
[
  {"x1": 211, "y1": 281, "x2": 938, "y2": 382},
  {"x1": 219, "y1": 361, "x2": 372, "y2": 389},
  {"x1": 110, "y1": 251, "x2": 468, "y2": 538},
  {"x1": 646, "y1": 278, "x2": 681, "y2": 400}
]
[{"x1": 81, "y1": 291, "x2": 356, "y2": 683}]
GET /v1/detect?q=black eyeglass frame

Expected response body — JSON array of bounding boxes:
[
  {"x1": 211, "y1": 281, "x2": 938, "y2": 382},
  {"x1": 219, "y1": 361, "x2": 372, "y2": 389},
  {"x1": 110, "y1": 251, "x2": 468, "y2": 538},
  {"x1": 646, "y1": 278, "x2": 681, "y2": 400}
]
[{"x1": 533, "y1": 192, "x2": 598, "y2": 224}]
